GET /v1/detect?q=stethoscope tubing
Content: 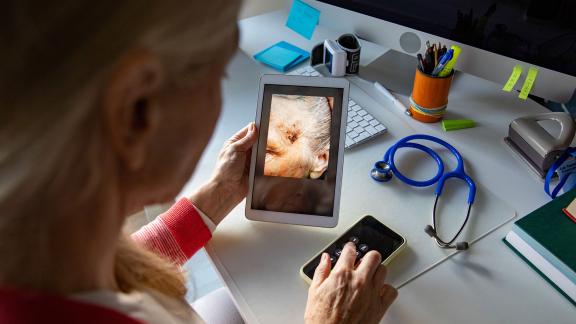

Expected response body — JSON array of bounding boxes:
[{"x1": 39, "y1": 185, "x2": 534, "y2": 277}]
[
  {"x1": 372, "y1": 134, "x2": 476, "y2": 250},
  {"x1": 545, "y1": 147, "x2": 576, "y2": 199},
  {"x1": 377, "y1": 134, "x2": 476, "y2": 204}
]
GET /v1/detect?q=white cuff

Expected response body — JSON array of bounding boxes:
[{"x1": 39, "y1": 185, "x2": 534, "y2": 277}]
[{"x1": 191, "y1": 204, "x2": 217, "y2": 233}]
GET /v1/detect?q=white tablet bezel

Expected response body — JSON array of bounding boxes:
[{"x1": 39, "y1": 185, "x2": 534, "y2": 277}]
[{"x1": 245, "y1": 74, "x2": 349, "y2": 228}]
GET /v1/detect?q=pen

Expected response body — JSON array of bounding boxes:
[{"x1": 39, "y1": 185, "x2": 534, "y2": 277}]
[
  {"x1": 417, "y1": 53, "x2": 425, "y2": 72},
  {"x1": 374, "y1": 81, "x2": 411, "y2": 116},
  {"x1": 425, "y1": 52, "x2": 434, "y2": 74},
  {"x1": 432, "y1": 49, "x2": 454, "y2": 76}
]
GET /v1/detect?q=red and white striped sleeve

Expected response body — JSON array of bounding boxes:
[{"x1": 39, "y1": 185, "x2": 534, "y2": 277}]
[{"x1": 131, "y1": 198, "x2": 212, "y2": 266}]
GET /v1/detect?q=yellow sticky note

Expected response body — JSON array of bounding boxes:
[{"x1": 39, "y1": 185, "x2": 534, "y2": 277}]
[
  {"x1": 502, "y1": 65, "x2": 523, "y2": 92},
  {"x1": 519, "y1": 67, "x2": 538, "y2": 100}
]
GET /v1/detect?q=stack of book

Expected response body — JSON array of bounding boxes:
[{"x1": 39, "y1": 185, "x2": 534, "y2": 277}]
[{"x1": 503, "y1": 189, "x2": 576, "y2": 306}]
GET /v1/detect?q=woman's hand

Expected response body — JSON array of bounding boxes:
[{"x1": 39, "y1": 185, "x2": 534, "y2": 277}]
[
  {"x1": 304, "y1": 243, "x2": 398, "y2": 324},
  {"x1": 189, "y1": 123, "x2": 257, "y2": 225}
]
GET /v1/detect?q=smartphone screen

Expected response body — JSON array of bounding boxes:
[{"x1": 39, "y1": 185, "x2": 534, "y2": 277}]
[{"x1": 302, "y1": 215, "x2": 405, "y2": 281}]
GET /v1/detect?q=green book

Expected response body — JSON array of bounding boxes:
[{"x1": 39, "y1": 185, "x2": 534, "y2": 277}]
[{"x1": 503, "y1": 189, "x2": 576, "y2": 307}]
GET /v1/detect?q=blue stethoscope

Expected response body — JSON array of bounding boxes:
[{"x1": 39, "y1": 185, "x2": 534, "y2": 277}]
[
  {"x1": 370, "y1": 134, "x2": 476, "y2": 250},
  {"x1": 545, "y1": 147, "x2": 576, "y2": 199}
]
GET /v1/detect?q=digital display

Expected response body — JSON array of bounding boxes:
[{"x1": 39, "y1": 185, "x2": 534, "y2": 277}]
[
  {"x1": 251, "y1": 85, "x2": 343, "y2": 216},
  {"x1": 302, "y1": 216, "x2": 405, "y2": 280},
  {"x1": 320, "y1": 0, "x2": 576, "y2": 77}
]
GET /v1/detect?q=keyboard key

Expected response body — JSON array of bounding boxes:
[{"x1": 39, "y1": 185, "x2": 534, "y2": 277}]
[
  {"x1": 330, "y1": 255, "x2": 337, "y2": 264},
  {"x1": 357, "y1": 110, "x2": 367, "y2": 117},
  {"x1": 358, "y1": 244, "x2": 369, "y2": 253},
  {"x1": 353, "y1": 126, "x2": 364, "y2": 134},
  {"x1": 349, "y1": 99, "x2": 357, "y2": 106},
  {"x1": 349, "y1": 236, "x2": 359, "y2": 244},
  {"x1": 363, "y1": 113, "x2": 374, "y2": 121},
  {"x1": 347, "y1": 121, "x2": 358, "y2": 129},
  {"x1": 345, "y1": 136, "x2": 354, "y2": 147},
  {"x1": 348, "y1": 130, "x2": 359, "y2": 139},
  {"x1": 356, "y1": 132, "x2": 370, "y2": 142},
  {"x1": 353, "y1": 115, "x2": 363, "y2": 122},
  {"x1": 370, "y1": 119, "x2": 380, "y2": 126},
  {"x1": 365, "y1": 125, "x2": 379, "y2": 135},
  {"x1": 350, "y1": 104, "x2": 360, "y2": 112},
  {"x1": 335, "y1": 249, "x2": 342, "y2": 257},
  {"x1": 375, "y1": 124, "x2": 386, "y2": 132},
  {"x1": 359, "y1": 120, "x2": 369, "y2": 127},
  {"x1": 310, "y1": 71, "x2": 320, "y2": 76}
]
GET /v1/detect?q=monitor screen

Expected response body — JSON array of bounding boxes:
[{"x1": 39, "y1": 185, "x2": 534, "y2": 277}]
[{"x1": 319, "y1": 0, "x2": 576, "y2": 77}]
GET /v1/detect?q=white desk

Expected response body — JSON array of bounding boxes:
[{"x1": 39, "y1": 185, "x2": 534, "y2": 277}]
[{"x1": 180, "y1": 10, "x2": 574, "y2": 324}]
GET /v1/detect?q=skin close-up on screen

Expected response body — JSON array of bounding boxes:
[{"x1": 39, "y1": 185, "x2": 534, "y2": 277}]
[
  {"x1": 264, "y1": 94, "x2": 333, "y2": 180},
  {"x1": 252, "y1": 85, "x2": 344, "y2": 216}
]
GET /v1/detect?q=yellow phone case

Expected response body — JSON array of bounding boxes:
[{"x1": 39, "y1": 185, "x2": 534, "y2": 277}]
[{"x1": 299, "y1": 215, "x2": 407, "y2": 284}]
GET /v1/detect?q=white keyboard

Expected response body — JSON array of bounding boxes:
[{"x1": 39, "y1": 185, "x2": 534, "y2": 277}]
[{"x1": 287, "y1": 66, "x2": 387, "y2": 149}]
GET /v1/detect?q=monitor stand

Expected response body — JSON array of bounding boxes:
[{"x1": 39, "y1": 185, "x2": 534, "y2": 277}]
[{"x1": 358, "y1": 49, "x2": 418, "y2": 96}]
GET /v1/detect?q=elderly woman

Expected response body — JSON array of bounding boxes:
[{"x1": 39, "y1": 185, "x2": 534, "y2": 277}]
[
  {"x1": 265, "y1": 95, "x2": 332, "y2": 179},
  {"x1": 0, "y1": 1, "x2": 397, "y2": 323}
]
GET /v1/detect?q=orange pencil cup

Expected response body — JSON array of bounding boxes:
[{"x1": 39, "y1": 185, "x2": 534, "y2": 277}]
[{"x1": 409, "y1": 69, "x2": 454, "y2": 123}]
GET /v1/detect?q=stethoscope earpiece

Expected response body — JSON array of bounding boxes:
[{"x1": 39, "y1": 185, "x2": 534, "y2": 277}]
[
  {"x1": 455, "y1": 242, "x2": 469, "y2": 251},
  {"x1": 424, "y1": 225, "x2": 436, "y2": 237}
]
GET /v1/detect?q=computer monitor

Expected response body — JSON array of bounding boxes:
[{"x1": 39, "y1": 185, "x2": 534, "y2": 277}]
[{"x1": 310, "y1": 0, "x2": 576, "y2": 103}]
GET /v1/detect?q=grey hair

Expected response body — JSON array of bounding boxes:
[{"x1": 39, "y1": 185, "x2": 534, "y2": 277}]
[{"x1": 274, "y1": 95, "x2": 331, "y2": 154}]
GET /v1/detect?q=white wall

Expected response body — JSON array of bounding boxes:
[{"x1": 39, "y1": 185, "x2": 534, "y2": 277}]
[{"x1": 239, "y1": 0, "x2": 290, "y2": 19}]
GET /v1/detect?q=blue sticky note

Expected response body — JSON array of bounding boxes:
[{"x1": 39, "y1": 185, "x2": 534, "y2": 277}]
[
  {"x1": 254, "y1": 41, "x2": 310, "y2": 72},
  {"x1": 255, "y1": 46, "x2": 301, "y2": 71},
  {"x1": 286, "y1": 0, "x2": 321, "y2": 40}
]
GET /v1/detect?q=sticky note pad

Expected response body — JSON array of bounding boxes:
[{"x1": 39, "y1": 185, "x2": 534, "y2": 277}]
[
  {"x1": 254, "y1": 41, "x2": 310, "y2": 72},
  {"x1": 286, "y1": 0, "x2": 320, "y2": 40},
  {"x1": 256, "y1": 46, "x2": 301, "y2": 71},
  {"x1": 503, "y1": 65, "x2": 523, "y2": 92},
  {"x1": 519, "y1": 67, "x2": 539, "y2": 100}
]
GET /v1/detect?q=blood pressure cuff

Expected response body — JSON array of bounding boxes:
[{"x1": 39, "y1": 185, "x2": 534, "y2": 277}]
[{"x1": 310, "y1": 33, "x2": 361, "y2": 75}]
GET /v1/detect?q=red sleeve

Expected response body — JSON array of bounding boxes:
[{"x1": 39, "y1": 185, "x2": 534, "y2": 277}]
[{"x1": 131, "y1": 198, "x2": 212, "y2": 265}]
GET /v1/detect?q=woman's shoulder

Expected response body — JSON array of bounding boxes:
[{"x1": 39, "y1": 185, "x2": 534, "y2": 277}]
[
  {"x1": 0, "y1": 286, "x2": 141, "y2": 324},
  {"x1": 72, "y1": 288, "x2": 204, "y2": 324}
]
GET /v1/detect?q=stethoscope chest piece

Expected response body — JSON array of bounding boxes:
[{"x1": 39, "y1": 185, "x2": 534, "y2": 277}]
[{"x1": 371, "y1": 161, "x2": 393, "y2": 182}]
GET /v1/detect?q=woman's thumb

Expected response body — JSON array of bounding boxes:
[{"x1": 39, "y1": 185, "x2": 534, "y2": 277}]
[{"x1": 233, "y1": 123, "x2": 257, "y2": 152}]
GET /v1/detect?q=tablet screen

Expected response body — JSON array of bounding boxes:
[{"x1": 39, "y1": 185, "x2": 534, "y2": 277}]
[{"x1": 251, "y1": 84, "x2": 344, "y2": 216}]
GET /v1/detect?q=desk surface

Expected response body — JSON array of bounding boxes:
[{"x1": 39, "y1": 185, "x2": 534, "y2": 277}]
[{"x1": 180, "y1": 10, "x2": 574, "y2": 324}]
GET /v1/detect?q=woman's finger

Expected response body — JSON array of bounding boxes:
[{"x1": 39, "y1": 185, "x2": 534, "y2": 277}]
[
  {"x1": 373, "y1": 264, "x2": 388, "y2": 286},
  {"x1": 231, "y1": 123, "x2": 257, "y2": 152},
  {"x1": 311, "y1": 253, "x2": 331, "y2": 288},
  {"x1": 355, "y1": 250, "x2": 382, "y2": 279},
  {"x1": 380, "y1": 284, "x2": 398, "y2": 311},
  {"x1": 333, "y1": 242, "x2": 356, "y2": 272}
]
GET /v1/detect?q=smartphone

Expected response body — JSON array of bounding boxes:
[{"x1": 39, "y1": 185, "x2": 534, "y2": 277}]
[{"x1": 300, "y1": 215, "x2": 406, "y2": 284}]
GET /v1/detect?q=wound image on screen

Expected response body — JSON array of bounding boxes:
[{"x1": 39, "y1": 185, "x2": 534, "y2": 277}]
[
  {"x1": 252, "y1": 85, "x2": 344, "y2": 216},
  {"x1": 264, "y1": 95, "x2": 333, "y2": 180}
]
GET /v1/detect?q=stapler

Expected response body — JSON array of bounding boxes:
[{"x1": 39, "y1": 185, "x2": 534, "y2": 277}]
[{"x1": 504, "y1": 112, "x2": 575, "y2": 179}]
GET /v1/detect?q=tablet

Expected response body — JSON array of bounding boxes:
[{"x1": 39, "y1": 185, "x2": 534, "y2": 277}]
[{"x1": 245, "y1": 74, "x2": 349, "y2": 228}]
